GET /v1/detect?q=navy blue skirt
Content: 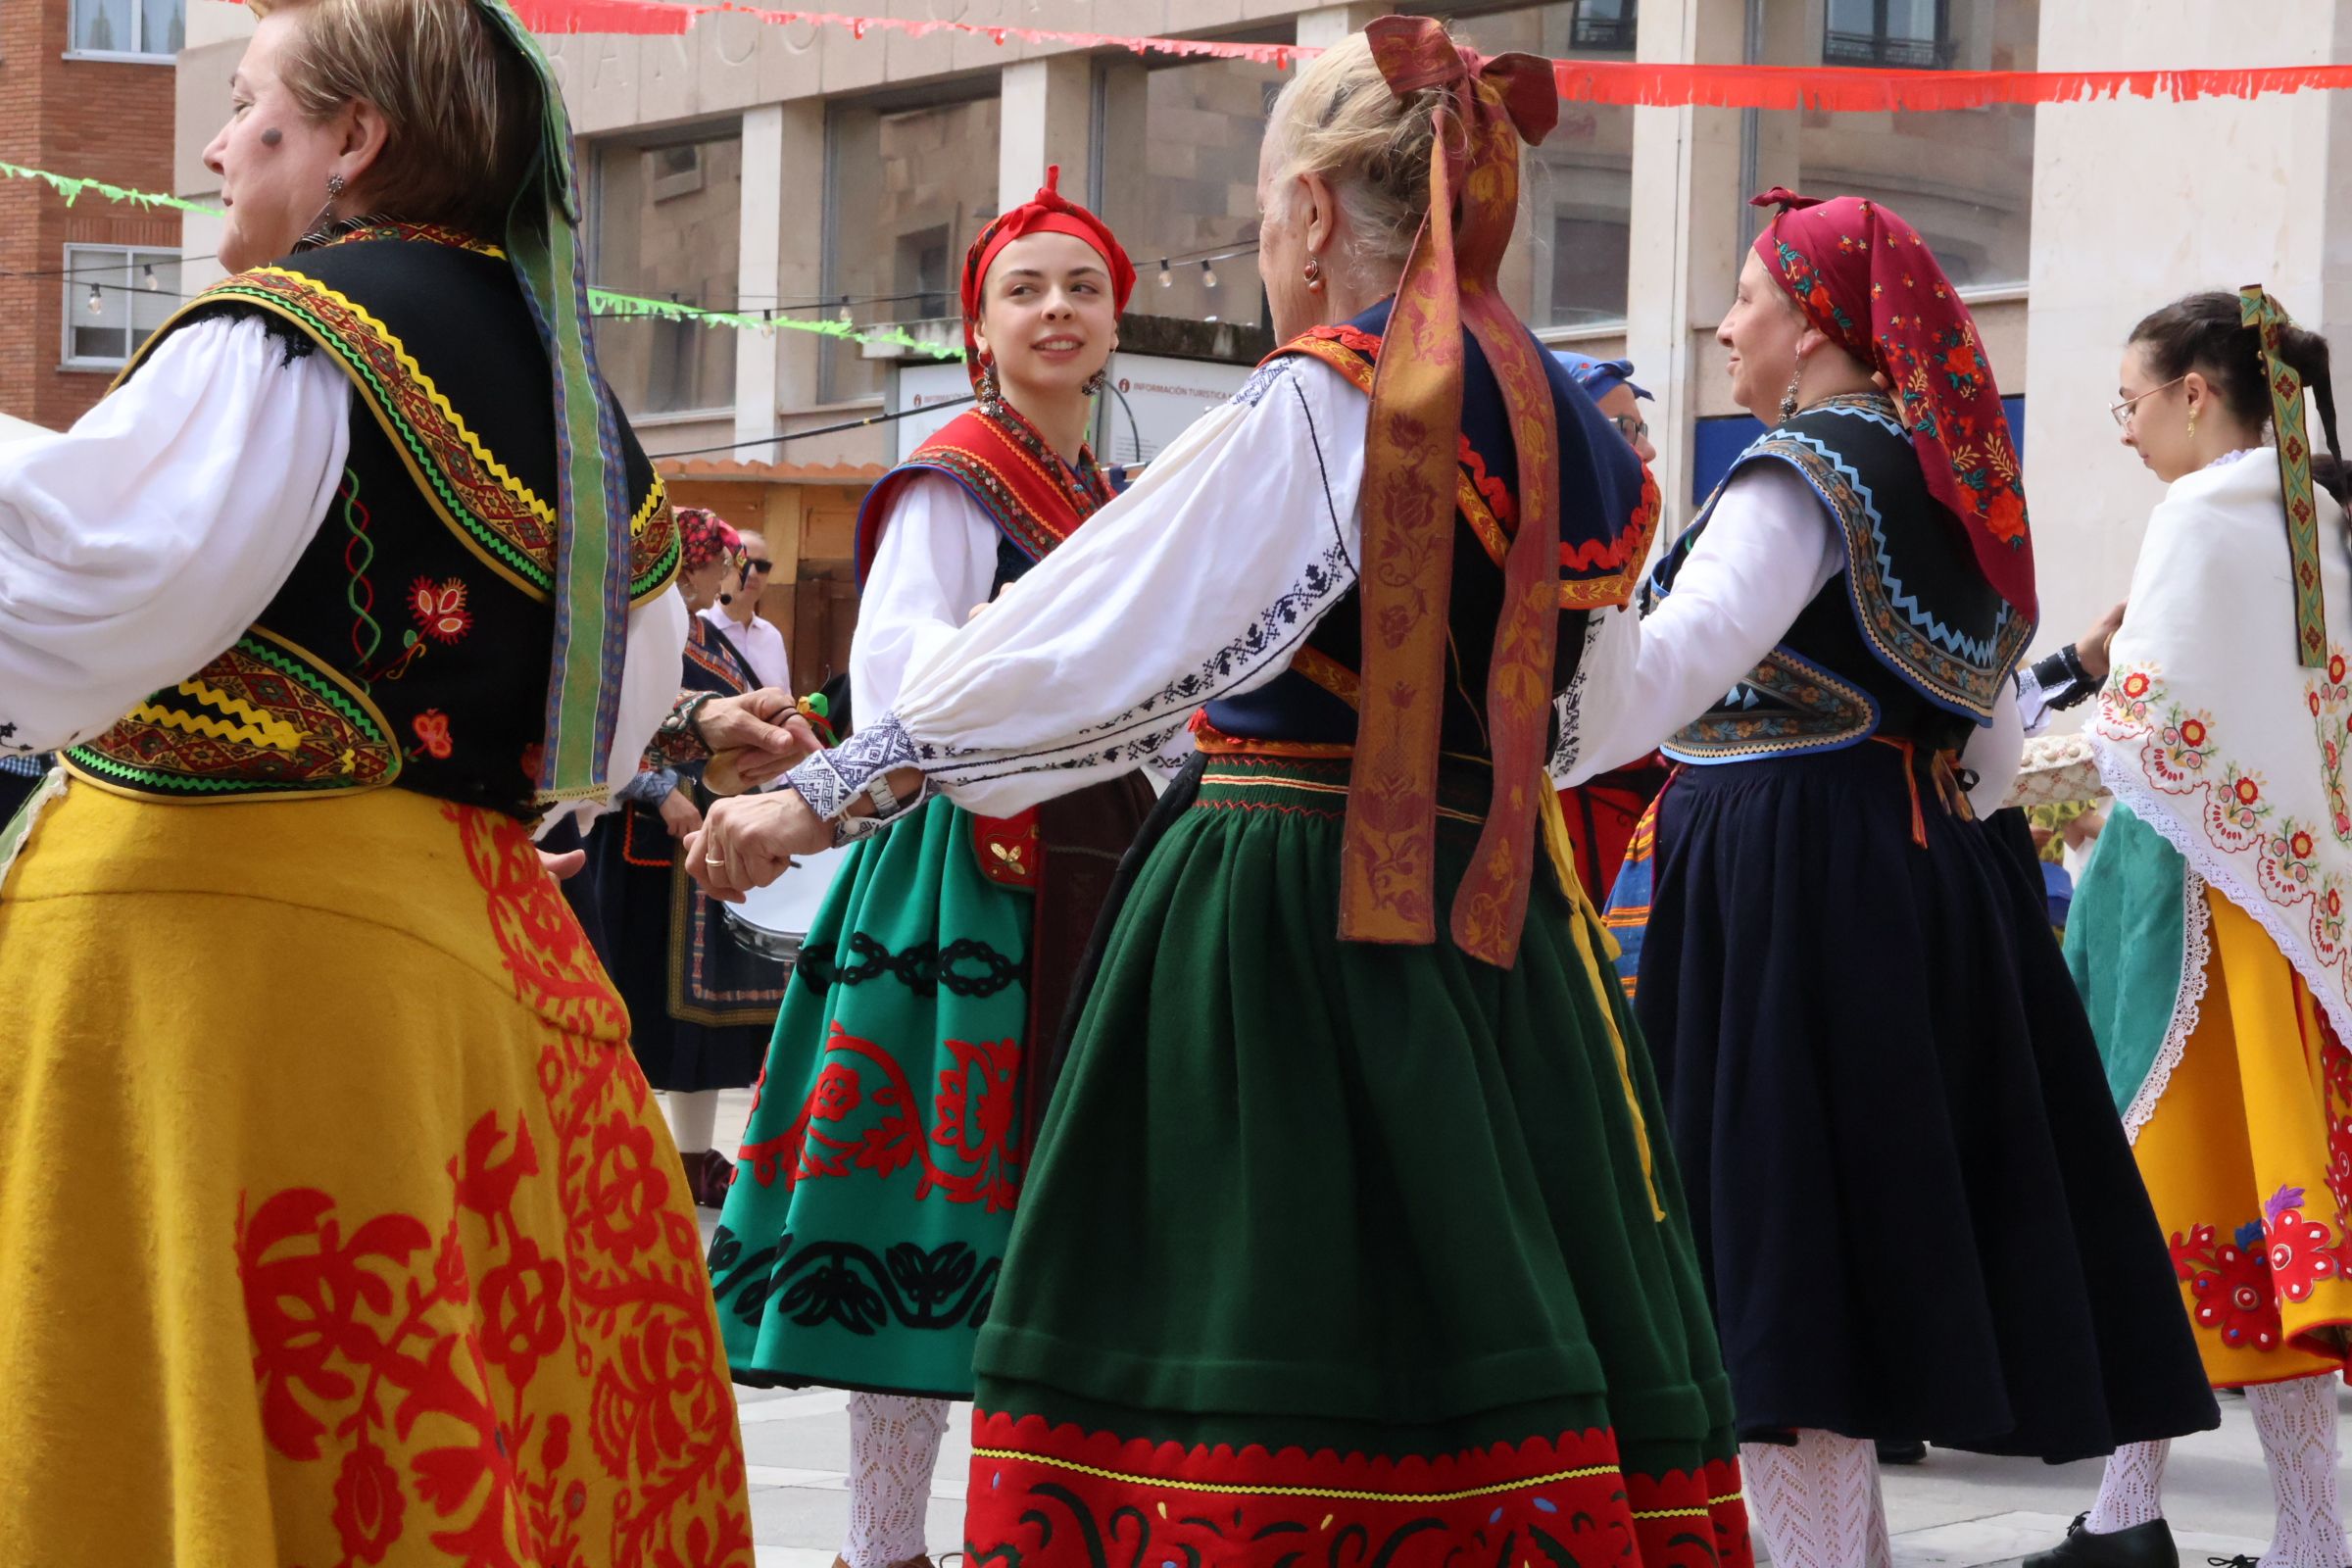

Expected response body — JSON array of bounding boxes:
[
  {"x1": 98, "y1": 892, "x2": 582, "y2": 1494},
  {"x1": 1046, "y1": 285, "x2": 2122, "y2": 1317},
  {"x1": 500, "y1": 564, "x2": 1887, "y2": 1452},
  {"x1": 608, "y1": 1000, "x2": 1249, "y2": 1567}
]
[
  {"x1": 1627, "y1": 740, "x2": 2215, "y2": 1458},
  {"x1": 561, "y1": 803, "x2": 777, "y2": 1093}
]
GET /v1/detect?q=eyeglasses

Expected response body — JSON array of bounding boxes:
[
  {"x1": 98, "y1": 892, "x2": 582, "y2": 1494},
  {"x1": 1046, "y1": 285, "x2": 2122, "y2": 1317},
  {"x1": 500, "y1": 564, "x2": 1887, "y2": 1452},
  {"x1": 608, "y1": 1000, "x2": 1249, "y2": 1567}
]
[
  {"x1": 743, "y1": 558, "x2": 774, "y2": 574},
  {"x1": 2110, "y1": 374, "x2": 2188, "y2": 428},
  {"x1": 1612, "y1": 414, "x2": 1649, "y2": 444}
]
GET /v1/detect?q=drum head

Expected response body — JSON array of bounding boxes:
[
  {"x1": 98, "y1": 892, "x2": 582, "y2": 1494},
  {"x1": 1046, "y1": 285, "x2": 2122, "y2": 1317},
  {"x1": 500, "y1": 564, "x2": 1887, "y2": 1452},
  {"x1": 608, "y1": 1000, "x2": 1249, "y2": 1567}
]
[{"x1": 720, "y1": 843, "x2": 851, "y2": 963}]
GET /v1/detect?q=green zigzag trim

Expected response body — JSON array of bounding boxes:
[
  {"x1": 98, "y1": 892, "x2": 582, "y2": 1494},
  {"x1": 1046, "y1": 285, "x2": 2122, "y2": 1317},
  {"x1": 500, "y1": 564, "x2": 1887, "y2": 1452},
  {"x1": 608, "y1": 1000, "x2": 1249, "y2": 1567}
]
[{"x1": 64, "y1": 634, "x2": 392, "y2": 796}]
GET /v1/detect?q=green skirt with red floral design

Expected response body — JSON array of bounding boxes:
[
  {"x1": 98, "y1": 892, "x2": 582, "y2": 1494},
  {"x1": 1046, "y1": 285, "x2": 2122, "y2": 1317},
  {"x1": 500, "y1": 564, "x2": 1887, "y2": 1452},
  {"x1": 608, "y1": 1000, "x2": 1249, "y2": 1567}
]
[
  {"x1": 709, "y1": 796, "x2": 1031, "y2": 1397},
  {"x1": 964, "y1": 755, "x2": 1751, "y2": 1568}
]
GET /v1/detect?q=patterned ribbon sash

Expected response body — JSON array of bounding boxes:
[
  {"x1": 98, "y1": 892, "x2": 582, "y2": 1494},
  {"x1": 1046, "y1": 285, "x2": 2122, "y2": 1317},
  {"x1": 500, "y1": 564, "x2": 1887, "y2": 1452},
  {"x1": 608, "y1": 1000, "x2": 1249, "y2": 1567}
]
[
  {"x1": 2241, "y1": 284, "x2": 2331, "y2": 670},
  {"x1": 1341, "y1": 15, "x2": 1560, "y2": 967},
  {"x1": 476, "y1": 0, "x2": 638, "y2": 807}
]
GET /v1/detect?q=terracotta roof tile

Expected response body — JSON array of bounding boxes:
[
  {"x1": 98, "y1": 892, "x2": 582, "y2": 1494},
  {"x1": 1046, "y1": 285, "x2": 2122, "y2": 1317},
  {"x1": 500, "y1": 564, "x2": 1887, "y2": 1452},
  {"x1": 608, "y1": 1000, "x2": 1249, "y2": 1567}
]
[{"x1": 654, "y1": 457, "x2": 889, "y2": 482}]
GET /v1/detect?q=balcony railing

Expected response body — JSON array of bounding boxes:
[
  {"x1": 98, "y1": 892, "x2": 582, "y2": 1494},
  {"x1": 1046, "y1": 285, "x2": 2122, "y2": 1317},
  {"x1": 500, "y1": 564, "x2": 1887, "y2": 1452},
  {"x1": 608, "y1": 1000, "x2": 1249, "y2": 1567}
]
[{"x1": 1822, "y1": 27, "x2": 1956, "y2": 70}]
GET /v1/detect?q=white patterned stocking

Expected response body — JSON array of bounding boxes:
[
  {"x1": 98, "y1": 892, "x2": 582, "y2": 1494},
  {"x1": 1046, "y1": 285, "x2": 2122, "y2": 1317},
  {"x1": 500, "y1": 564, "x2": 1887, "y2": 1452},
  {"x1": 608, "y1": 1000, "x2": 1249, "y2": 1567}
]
[
  {"x1": 662, "y1": 1088, "x2": 719, "y2": 1155},
  {"x1": 2084, "y1": 1440, "x2": 2171, "y2": 1534},
  {"x1": 843, "y1": 1393, "x2": 949, "y2": 1568},
  {"x1": 2250, "y1": 1374, "x2": 2349, "y2": 1568},
  {"x1": 1739, "y1": 1430, "x2": 1891, "y2": 1568}
]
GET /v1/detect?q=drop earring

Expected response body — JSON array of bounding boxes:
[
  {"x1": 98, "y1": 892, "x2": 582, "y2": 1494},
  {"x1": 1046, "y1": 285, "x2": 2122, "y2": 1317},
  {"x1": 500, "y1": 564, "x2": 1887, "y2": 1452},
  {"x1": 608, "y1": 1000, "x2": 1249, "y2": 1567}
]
[
  {"x1": 296, "y1": 172, "x2": 352, "y2": 252},
  {"x1": 977, "y1": 359, "x2": 1003, "y2": 412},
  {"x1": 1082, "y1": 368, "x2": 1108, "y2": 396},
  {"x1": 1303, "y1": 253, "x2": 1324, "y2": 293},
  {"x1": 2186, "y1": 403, "x2": 2198, "y2": 441},
  {"x1": 1779, "y1": 360, "x2": 1805, "y2": 422}
]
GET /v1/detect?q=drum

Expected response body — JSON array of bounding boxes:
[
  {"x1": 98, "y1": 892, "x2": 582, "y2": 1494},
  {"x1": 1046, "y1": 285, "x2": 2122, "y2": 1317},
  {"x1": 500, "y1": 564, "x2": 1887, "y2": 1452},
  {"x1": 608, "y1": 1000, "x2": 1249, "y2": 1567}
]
[{"x1": 720, "y1": 843, "x2": 851, "y2": 965}]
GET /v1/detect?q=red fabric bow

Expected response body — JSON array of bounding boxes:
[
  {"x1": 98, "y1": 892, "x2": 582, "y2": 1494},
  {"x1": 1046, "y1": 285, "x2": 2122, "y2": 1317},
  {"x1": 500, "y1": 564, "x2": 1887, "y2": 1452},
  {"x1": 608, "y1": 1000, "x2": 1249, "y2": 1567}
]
[
  {"x1": 1749, "y1": 186, "x2": 2036, "y2": 621},
  {"x1": 958, "y1": 164, "x2": 1136, "y2": 391},
  {"x1": 1340, "y1": 15, "x2": 1561, "y2": 968}
]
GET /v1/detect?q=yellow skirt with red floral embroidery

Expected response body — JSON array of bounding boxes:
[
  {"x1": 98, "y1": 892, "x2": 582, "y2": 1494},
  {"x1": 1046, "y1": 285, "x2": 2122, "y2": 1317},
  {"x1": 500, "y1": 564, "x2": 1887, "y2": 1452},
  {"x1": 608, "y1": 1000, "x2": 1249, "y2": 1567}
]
[
  {"x1": 2137, "y1": 887, "x2": 2352, "y2": 1386},
  {"x1": 0, "y1": 782, "x2": 752, "y2": 1566}
]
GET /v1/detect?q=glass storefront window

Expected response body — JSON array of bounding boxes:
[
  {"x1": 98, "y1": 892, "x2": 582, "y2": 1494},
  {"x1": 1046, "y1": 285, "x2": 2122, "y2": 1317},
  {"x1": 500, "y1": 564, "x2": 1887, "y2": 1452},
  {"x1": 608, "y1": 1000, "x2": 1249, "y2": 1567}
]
[
  {"x1": 591, "y1": 125, "x2": 743, "y2": 416},
  {"x1": 823, "y1": 92, "x2": 1003, "y2": 404},
  {"x1": 1750, "y1": 0, "x2": 2034, "y2": 290},
  {"x1": 1449, "y1": 3, "x2": 1636, "y2": 331}
]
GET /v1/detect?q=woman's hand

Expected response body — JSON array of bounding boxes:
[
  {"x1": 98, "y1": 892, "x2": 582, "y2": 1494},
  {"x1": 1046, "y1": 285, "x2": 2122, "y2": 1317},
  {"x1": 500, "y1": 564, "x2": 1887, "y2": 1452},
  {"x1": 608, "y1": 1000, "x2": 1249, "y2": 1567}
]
[
  {"x1": 699, "y1": 692, "x2": 822, "y2": 797},
  {"x1": 2078, "y1": 602, "x2": 2127, "y2": 681},
  {"x1": 537, "y1": 848, "x2": 587, "y2": 881},
  {"x1": 684, "y1": 788, "x2": 835, "y2": 900},
  {"x1": 657, "y1": 787, "x2": 703, "y2": 838}
]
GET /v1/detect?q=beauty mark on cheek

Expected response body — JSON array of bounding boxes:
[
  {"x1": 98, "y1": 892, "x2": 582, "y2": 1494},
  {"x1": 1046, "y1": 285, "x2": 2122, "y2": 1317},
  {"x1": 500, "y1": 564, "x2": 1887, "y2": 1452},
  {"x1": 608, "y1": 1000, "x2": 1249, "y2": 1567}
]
[{"x1": 261, "y1": 127, "x2": 282, "y2": 146}]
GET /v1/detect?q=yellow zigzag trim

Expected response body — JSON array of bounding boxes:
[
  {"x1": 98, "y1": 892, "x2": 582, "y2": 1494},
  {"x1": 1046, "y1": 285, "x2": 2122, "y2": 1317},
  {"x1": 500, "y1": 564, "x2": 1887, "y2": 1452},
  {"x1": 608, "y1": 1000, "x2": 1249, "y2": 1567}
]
[
  {"x1": 133, "y1": 677, "x2": 305, "y2": 753},
  {"x1": 632, "y1": 474, "x2": 666, "y2": 540},
  {"x1": 967, "y1": 1447, "x2": 1619, "y2": 1505},
  {"x1": 245, "y1": 268, "x2": 558, "y2": 529}
]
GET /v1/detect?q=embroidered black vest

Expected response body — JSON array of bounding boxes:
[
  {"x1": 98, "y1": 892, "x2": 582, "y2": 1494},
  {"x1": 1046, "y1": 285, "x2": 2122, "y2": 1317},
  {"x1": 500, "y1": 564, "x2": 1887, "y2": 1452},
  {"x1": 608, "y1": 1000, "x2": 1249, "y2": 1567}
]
[
  {"x1": 65, "y1": 226, "x2": 677, "y2": 818},
  {"x1": 1201, "y1": 300, "x2": 1659, "y2": 763},
  {"x1": 1656, "y1": 393, "x2": 2030, "y2": 763}
]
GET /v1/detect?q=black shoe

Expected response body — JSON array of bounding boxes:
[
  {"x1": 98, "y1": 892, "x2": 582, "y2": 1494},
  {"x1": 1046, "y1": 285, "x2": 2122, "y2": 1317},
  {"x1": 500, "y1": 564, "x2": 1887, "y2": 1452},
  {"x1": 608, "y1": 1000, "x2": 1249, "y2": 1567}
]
[
  {"x1": 2021, "y1": 1514, "x2": 2179, "y2": 1568},
  {"x1": 680, "y1": 1148, "x2": 736, "y2": 1209},
  {"x1": 1875, "y1": 1438, "x2": 1927, "y2": 1466}
]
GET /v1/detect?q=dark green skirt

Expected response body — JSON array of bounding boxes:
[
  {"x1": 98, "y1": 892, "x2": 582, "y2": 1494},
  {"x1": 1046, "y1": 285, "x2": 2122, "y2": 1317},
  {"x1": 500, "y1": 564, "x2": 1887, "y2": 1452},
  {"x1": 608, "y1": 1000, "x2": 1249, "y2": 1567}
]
[
  {"x1": 965, "y1": 754, "x2": 1752, "y2": 1568},
  {"x1": 709, "y1": 796, "x2": 1031, "y2": 1397}
]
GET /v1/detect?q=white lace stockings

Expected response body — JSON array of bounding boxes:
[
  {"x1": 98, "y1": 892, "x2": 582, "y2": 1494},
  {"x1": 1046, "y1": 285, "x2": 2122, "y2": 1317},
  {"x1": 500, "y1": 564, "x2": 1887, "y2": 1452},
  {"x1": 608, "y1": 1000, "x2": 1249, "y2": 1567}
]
[
  {"x1": 2085, "y1": 1440, "x2": 2170, "y2": 1534},
  {"x1": 843, "y1": 1393, "x2": 949, "y2": 1568},
  {"x1": 1740, "y1": 1431, "x2": 1891, "y2": 1568},
  {"x1": 2250, "y1": 1374, "x2": 2348, "y2": 1568}
]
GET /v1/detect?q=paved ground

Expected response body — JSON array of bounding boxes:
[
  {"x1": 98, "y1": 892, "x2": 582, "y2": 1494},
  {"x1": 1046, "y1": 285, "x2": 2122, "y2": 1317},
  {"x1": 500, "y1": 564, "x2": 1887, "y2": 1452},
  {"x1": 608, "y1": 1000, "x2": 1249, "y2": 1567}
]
[{"x1": 694, "y1": 1090, "x2": 2293, "y2": 1568}]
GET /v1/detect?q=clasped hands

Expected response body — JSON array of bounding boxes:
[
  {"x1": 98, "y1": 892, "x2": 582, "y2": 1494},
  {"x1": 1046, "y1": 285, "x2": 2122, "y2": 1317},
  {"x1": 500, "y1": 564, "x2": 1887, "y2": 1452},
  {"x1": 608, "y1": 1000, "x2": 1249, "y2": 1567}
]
[
  {"x1": 699, "y1": 688, "x2": 823, "y2": 795},
  {"x1": 686, "y1": 762, "x2": 928, "y2": 901}
]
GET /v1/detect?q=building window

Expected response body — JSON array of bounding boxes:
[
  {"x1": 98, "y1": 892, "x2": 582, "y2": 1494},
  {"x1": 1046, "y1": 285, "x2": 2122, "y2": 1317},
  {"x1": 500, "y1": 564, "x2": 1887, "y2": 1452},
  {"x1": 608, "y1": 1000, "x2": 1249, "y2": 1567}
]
[
  {"x1": 1571, "y1": 0, "x2": 1637, "y2": 52},
  {"x1": 1824, "y1": 0, "x2": 1952, "y2": 70},
  {"x1": 62, "y1": 246, "x2": 180, "y2": 368},
  {"x1": 69, "y1": 0, "x2": 184, "y2": 58},
  {"x1": 822, "y1": 91, "x2": 1002, "y2": 404},
  {"x1": 589, "y1": 124, "x2": 742, "y2": 417},
  {"x1": 1748, "y1": 0, "x2": 2034, "y2": 290},
  {"x1": 1098, "y1": 56, "x2": 1281, "y2": 333}
]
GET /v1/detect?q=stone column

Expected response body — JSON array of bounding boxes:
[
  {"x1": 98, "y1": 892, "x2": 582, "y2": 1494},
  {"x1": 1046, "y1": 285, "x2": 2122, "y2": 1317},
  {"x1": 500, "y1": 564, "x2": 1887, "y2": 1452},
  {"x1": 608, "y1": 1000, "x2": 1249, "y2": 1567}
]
[
  {"x1": 2021, "y1": 0, "x2": 2348, "y2": 658},
  {"x1": 1621, "y1": 0, "x2": 1749, "y2": 529},
  {"x1": 734, "y1": 103, "x2": 786, "y2": 446},
  {"x1": 999, "y1": 55, "x2": 1095, "y2": 211}
]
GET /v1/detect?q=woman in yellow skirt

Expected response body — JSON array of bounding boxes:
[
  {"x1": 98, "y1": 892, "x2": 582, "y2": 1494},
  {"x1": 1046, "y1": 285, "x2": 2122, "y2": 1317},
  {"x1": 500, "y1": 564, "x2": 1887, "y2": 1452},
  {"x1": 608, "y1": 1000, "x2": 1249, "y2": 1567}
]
[
  {"x1": 2042, "y1": 290, "x2": 2352, "y2": 1568},
  {"x1": 0, "y1": 0, "x2": 797, "y2": 1557}
]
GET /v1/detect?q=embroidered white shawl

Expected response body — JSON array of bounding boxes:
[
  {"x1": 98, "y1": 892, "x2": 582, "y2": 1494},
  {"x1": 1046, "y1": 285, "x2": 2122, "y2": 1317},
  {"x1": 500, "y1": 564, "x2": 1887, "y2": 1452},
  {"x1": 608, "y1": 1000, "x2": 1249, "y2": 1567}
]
[{"x1": 2091, "y1": 450, "x2": 2352, "y2": 1077}]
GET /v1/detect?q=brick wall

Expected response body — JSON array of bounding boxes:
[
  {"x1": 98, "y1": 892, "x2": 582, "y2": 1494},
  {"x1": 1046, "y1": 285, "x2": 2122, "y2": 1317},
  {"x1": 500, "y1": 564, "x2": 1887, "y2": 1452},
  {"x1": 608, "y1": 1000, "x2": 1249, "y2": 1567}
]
[{"x1": 0, "y1": 0, "x2": 181, "y2": 430}]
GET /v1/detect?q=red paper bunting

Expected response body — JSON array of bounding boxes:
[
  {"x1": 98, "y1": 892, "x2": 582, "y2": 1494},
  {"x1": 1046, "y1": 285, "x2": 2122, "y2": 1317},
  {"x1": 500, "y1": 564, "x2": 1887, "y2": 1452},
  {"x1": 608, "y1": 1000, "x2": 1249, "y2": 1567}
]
[{"x1": 500, "y1": 0, "x2": 2352, "y2": 115}]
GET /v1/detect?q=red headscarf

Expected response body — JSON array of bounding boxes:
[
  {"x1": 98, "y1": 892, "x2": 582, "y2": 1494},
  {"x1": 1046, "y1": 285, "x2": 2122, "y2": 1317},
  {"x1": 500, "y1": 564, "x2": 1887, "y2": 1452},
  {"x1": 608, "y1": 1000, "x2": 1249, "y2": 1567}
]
[
  {"x1": 959, "y1": 165, "x2": 1136, "y2": 391},
  {"x1": 1751, "y1": 188, "x2": 2036, "y2": 621}
]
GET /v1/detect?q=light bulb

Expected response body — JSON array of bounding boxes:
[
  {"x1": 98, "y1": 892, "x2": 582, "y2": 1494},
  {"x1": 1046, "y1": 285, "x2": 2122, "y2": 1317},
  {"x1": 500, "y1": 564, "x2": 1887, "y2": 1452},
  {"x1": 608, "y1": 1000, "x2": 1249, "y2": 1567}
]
[
  {"x1": 1200, "y1": 260, "x2": 1219, "y2": 290},
  {"x1": 85, "y1": 284, "x2": 103, "y2": 315},
  {"x1": 1156, "y1": 260, "x2": 1173, "y2": 289},
  {"x1": 140, "y1": 264, "x2": 157, "y2": 288},
  {"x1": 838, "y1": 297, "x2": 853, "y2": 324}
]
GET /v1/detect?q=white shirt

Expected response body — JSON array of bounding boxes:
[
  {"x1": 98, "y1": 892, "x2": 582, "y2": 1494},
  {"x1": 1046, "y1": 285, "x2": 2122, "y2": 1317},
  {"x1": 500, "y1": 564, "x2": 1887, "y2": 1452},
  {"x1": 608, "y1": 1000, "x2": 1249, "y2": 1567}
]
[
  {"x1": 1555, "y1": 461, "x2": 2024, "y2": 812},
  {"x1": 0, "y1": 313, "x2": 689, "y2": 823},
  {"x1": 701, "y1": 605, "x2": 792, "y2": 696},
  {"x1": 790, "y1": 358, "x2": 2018, "y2": 826}
]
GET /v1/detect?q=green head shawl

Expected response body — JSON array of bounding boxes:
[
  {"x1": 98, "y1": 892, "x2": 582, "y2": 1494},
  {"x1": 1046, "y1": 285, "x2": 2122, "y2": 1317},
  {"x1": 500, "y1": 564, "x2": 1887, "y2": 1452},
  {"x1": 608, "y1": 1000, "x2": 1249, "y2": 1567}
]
[{"x1": 475, "y1": 0, "x2": 635, "y2": 808}]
